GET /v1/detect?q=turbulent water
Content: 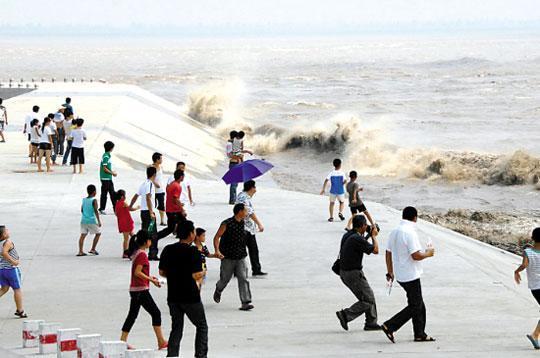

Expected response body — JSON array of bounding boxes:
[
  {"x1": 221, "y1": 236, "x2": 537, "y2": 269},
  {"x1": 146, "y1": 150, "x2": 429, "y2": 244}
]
[{"x1": 1, "y1": 35, "x2": 540, "y2": 219}]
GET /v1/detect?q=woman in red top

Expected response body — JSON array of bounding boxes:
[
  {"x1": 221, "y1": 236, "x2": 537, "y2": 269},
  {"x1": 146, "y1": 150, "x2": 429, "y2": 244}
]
[
  {"x1": 115, "y1": 190, "x2": 139, "y2": 258},
  {"x1": 120, "y1": 230, "x2": 167, "y2": 350}
]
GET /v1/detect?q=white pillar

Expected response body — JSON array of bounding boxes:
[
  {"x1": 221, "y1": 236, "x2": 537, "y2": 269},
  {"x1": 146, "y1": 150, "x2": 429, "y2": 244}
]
[
  {"x1": 125, "y1": 349, "x2": 155, "y2": 358},
  {"x1": 99, "y1": 341, "x2": 127, "y2": 358},
  {"x1": 38, "y1": 322, "x2": 61, "y2": 355},
  {"x1": 76, "y1": 334, "x2": 101, "y2": 358},
  {"x1": 22, "y1": 320, "x2": 44, "y2": 348},
  {"x1": 56, "y1": 328, "x2": 81, "y2": 358}
]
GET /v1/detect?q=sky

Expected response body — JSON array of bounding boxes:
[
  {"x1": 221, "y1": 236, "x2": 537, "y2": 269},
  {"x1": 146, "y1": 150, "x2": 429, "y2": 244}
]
[{"x1": 0, "y1": 0, "x2": 539, "y2": 36}]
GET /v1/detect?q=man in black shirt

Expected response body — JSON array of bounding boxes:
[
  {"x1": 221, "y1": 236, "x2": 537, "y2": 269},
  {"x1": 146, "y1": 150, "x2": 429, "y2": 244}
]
[
  {"x1": 336, "y1": 215, "x2": 381, "y2": 331},
  {"x1": 159, "y1": 220, "x2": 208, "y2": 358},
  {"x1": 213, "y1": 203, "x2": 253, "y2": 311}
]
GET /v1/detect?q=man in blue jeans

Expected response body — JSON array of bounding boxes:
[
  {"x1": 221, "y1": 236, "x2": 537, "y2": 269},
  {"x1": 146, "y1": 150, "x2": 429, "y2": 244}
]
[
  {"x1": 226, "y1": 130, "x2": 240, "y2": 204},
  {"x1": 159, "y1": 220, "x2": 207, "y2": 358}
]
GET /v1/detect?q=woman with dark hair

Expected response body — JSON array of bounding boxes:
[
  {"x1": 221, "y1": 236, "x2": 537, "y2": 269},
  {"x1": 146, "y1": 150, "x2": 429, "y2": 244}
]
[
  {"x1": 120, "y1": 230, "x2": 167, "y2": 350},
  {"x1": 37, "y1": 117, "x2": 53, "y2": 172},
  {"x1": 515, "y1": 228, "x2": 540, "y2": 350}
]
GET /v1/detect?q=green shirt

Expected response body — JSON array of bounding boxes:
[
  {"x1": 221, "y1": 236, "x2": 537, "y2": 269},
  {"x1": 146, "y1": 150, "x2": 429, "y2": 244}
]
[{"x1": 100, "y1": 152, "x2": 113, "y2": 180}]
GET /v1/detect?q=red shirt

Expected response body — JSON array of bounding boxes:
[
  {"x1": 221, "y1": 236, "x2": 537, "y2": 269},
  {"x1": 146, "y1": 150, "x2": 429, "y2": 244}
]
[
  {"x1": 130, "y1": 250, "x2": 150, "y2": 291},
  {"x1": 115, "y1": 199, "x2": 134, "y2": 233},
  {"x1": 166, "y1": 181, "x2": 182, "y2": 213}
]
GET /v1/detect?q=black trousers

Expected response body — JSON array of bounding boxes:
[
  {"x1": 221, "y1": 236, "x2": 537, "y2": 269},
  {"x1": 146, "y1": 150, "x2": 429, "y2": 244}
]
[
  {"x1": 246, "y1": 233, "x2": 262, "y2": 274},
  {"x1": 157, "y1": 212, "x2": 185, "y2": 240},
  {"x1": 151, "y1": 212, "x2": 185, "y2": 258},
  {"x1": 167, "y1": 301, "x2": 208, "y2": 358},
  {"x1": 99, "y1": 179, "x2": 116, "y2": 211},
  {"x1": 141, "y1": 210, "x2": 159, "y2": 258},
  {"x1": 384, "y1": 278, "x2": 426, "y2": 339},
  {"x1": 121, "y1": 290, "x2": 161, "y2": 332}
]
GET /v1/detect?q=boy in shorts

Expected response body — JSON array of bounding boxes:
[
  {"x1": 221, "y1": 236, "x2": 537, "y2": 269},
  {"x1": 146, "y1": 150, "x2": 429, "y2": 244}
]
[
  {"x1": 345, "y1": 170, "x2": 376, "y2": 229},
  {"x1": 78, "y1": 185, "x2": 102, "y2": 256},
  {"x1": 0, "y1": 225, "x2": 27, "y2": 318},
  {"x1": 320, "y1": 158, "x2": 347, "y2": 222}
]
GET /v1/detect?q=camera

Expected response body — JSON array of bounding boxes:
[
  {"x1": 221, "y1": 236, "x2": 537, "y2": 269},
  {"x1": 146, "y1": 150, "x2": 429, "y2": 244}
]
[{"x1": 365, "y1": 223, "x2": 380, "y2": 239}]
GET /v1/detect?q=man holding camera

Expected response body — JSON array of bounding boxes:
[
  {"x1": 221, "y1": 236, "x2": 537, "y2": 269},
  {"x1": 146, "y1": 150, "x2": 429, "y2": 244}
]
[
  {"x1": 336, "y1": 215, "x2": 381, "y2": 331},
  {"x1": 381, "y1": 206, "x2": 436, "y2": 343}
]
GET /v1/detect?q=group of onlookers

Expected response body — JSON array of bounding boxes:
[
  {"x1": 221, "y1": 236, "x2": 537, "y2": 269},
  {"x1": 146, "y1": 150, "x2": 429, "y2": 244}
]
[
  {"x1": 71, "y1": 138, "x2": 266, "y2": 357},
  {"x1": 20, "y1": 98, "x2": 86, "y2": 173}
]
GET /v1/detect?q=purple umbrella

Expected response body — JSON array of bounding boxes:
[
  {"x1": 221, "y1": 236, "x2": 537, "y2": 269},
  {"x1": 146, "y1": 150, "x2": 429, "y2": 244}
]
[{"x1": 222, "y1": 159, "x2": 274, "y2": 184}]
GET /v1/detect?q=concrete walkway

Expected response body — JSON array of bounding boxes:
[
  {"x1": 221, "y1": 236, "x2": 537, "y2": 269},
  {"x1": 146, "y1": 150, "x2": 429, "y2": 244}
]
[{"x1": 0, "y1": 85, "x2": 538, "y2": 357}]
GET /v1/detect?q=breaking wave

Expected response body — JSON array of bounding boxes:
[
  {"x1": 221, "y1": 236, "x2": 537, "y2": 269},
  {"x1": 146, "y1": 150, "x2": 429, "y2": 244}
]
[{"x1": 186, "y1": 80, "x2": 540, "y2": 187}]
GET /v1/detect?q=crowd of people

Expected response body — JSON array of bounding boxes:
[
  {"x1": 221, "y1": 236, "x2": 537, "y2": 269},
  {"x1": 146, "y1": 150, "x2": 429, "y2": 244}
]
[
  {"x1": 68, "y1": 136, "x2": 266, "y2": 356},
  {"x1": 323, "y1": 157, "x2": 540, "y2": 350},
  {"x1": 17, "y1": 97, "x2": 85, "y2": 173},
  {"x1": 1, "y1": 96, "x2": 540, "y2": 355}
]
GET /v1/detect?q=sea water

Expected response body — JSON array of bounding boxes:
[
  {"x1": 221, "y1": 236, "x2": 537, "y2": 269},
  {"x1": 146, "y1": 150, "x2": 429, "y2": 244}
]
[{"x1": 1, "y1": 34, "x2": 539, "y2": 217}]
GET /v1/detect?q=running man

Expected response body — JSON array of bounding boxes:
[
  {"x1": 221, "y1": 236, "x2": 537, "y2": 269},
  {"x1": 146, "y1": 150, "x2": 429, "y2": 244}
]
[
  {"x1": 514, "y1": 227, "x2": 540, "y2": 350},
  {"x1": 320, "y1": 158, "x2": 347, "y2": 222},
  {"x1": 382, "y1": 206, "x2": 436, "y2": 343}
]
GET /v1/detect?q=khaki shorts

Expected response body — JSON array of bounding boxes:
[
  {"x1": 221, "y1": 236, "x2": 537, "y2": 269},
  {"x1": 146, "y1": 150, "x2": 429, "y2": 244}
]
[
  {"x1": 329, "y1": 194, "x2": 345, "y2": 203},
  {"x1": 81, "y1": 223, "x2": 101, "y2": 235}
]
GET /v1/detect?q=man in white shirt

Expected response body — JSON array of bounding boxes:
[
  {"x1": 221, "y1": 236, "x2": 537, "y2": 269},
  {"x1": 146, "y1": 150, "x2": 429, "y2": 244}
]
[
  {"x1": 23, "y1": 105, "x2": 39, "y2": 156},
  {"x1": 129, "y1": 166, "x2": 159, "y2": 260},
  {"x1": 382, "y1": 206, "x2": 435, "y2": 344},
  {"x1": 168, "y1": 162, "x2": 194, "y2": 207},
  {"x1": 151, "y1": 152, "x2": 166, "y2": 226}
]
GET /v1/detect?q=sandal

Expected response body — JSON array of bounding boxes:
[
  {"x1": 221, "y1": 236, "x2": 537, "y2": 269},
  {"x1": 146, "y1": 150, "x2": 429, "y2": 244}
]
[
  {"x1": 338, "y1": 213, "x2": 345, "y2": 221},
  {"x1": 414, "y1": 335, "x2": 436, "y2": 342},
  {"x1": 328, "y1": 218, "x2": 334, "y2": 222},
  {"x1": 527, "y1": 335, "x2": 540, "y2": 350},
  {"x1": 15, "y1": 310, "x2": 28, "y2": 318},
  {"x1": 76, "y1": 252, "x2": 87, "y2": 257},
  {"x1": 89, "y1": 250, "x2": 99, "y2": 256},
  {"x1": 381, "y1": 324, "x2": 395, "y2": 343}
]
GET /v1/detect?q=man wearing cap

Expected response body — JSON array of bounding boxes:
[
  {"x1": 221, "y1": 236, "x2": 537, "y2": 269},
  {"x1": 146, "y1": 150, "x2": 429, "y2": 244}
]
[{"x1": 336, "y1": 214, "x2": 381, "y2": 331}]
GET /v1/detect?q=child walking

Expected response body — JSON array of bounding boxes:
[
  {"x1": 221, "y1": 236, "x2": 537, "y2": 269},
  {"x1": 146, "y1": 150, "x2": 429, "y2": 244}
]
[
  {"x1": 78, "y1": 185, "x2": 102, "y2": 256},
  {"x1": 115, "y1": 190, "x2": 139, "y2": 259},
  {"x1": 320, "y1": 158, "x2": 347, "y2": 222},
  {"x1": 120, "y1": 231, "x2": 167, "y2": 350},
  {"x1": 345, "y1": 170, "x2": 376, "y2": 229},
  {"x1": 194, "y1": 228, "x2": 217, "y2": 282},
  {"x1": 515, "y1": 227, "x2": 540, "y2": 350},
  {"x1": 0, "y1": 226, "x2": 27, "y2": 318}
]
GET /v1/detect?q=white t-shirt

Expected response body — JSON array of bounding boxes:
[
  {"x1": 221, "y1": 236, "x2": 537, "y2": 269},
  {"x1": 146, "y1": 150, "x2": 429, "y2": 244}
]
[
  {"x1": 30, "y1": 125, "x2": 41, "y2": 143},
  {"x1": 137, "y1": 179, "x2": 155, "y2": 211},
  {"x1": 386, "y1": 220, "x2": 424, "y2": 283},
  {"x1": 70, "y1": 128, "x2": 86, "y2": 148},
  {"x1": 154, "y1": 167, "x2": 164, "y2": 194},
  {"x1": 39, "y1": 125, "x2": 53, "y2": 143},
  {"x1": 180, "y1": 176, "x2": 191, "y2": 204},
  {"x1": 25, "y1": 113, "x2": 37, "y2": 133}
]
